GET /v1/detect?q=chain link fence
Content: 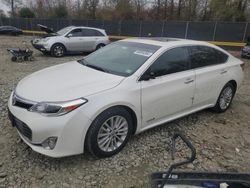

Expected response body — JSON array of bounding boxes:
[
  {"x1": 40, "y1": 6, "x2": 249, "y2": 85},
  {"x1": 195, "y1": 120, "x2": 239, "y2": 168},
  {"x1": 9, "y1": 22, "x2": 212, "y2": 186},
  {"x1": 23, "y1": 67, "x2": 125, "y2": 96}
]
[{"x1": 0, "y1": 18, "x2": 249, "y2": 42}]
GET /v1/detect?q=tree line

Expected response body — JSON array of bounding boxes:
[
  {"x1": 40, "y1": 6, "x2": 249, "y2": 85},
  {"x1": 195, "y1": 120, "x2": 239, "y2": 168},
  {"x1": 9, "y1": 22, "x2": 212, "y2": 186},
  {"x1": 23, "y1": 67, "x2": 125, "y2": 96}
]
[{"x1": 1, "y1": 0, "x2": 250, "y2": 22}]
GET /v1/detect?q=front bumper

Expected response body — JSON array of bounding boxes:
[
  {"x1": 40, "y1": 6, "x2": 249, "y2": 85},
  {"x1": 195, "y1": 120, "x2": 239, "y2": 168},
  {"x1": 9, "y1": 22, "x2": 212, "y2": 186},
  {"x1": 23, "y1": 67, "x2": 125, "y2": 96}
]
[
  {"x1": 31, "y1": 40, "x2": 50, "y2": 52},
  {"x1": 242, "y1": 46, "x2": 250, "y2": 57},
  {"x1": 8, "y1": 93, "x2": 92, "y2": 158},
  {"x1": 242, "y1": 50, "x2": 250, "y2": 57}
]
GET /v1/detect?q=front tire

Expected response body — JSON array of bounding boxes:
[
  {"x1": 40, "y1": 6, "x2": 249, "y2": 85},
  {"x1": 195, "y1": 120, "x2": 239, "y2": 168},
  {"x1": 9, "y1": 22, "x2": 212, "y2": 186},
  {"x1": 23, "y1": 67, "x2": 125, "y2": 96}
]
[
  {"x1": 51, "y1": 44, "x2": 66, "y2": 57},
  {"x1": 85, "y1": 107, "x2": 133, "y2": 158},
  {"x1": 211, "y1": 82, "x2": 236, "y2": 113}
]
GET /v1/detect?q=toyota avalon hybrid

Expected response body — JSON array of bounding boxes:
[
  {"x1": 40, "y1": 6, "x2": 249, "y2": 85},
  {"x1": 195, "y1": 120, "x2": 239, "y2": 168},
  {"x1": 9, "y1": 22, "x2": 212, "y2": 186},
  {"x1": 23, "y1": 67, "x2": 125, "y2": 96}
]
[{"x1": 8, "y1": 38, "x2": 244, "y2": 158}]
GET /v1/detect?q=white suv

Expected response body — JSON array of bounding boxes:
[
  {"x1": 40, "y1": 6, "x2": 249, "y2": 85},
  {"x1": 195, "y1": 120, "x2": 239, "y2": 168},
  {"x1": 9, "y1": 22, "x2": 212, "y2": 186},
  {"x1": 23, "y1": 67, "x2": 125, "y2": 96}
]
[
  {"x1": 32, "y1": 25, "x2": 110, "y2": 57},
  {"x1": 8, "y1": 38, "x2": 244, "y2": 158}
]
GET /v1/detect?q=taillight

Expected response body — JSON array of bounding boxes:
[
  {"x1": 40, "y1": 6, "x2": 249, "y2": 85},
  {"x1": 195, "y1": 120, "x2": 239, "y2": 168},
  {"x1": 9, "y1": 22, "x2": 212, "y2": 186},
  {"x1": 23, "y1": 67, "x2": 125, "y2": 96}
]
[{"x1": 240, "y1": 63, "x2": 245, "y2": 71}]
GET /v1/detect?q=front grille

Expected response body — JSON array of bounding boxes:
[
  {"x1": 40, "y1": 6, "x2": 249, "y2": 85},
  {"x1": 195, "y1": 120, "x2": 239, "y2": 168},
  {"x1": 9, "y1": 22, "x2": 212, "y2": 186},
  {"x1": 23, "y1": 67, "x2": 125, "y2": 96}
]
[
  {"x1": 15, "y1": 118, "x2": 32, "y2": 140},
  {"x1": 8, "y1": 110, "x2": 32, "y2": 140},
  {"x1": 14, "y1": 100, "x2": 33, "y2": 109},
  {"x1": 12, "y1": 93, "x2": 35, "y2": 110}
]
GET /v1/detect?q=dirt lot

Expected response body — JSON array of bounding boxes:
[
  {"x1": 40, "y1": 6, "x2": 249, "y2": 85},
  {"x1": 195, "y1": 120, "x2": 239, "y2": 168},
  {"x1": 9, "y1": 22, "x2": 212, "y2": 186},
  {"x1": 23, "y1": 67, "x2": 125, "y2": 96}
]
[{"x1": 0, "y1": 36, "x2": 250, "y2": 188}]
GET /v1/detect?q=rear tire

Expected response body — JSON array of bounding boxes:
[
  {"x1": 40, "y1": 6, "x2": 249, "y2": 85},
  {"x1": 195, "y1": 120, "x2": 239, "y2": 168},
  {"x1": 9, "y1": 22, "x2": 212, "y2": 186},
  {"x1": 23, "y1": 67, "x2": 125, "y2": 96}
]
[
  {"x1": 211, "y1": 82, "x2": 236, "y2": 113},
  {"x1": 96, "y1": 44, "x2": 105, "y2": 50},
  {"x1": 85, "y1": 107, "x2": 133, "y2": 158},
  {"x1": 51, "y1": 44, "x2": 66, "y2": 57}
]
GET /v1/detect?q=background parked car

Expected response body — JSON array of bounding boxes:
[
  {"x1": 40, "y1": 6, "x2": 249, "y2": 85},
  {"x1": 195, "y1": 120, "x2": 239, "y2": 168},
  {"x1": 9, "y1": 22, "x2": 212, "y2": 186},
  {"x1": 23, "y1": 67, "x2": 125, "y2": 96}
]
[
  {"x1": 242, "y1": 37, "x2": 250, "y2": 58},
  {"x1": 31, "y1": 25, "x2": 110, "y2": 57},
  {"x1": 0, "y1": 26, "x2": 23, "y2": 36}
]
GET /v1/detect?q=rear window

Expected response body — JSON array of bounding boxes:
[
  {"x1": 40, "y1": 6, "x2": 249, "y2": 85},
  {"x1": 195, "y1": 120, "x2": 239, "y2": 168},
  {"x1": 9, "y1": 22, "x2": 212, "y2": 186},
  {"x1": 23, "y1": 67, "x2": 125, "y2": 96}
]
[
  {"x1": 82, "y1": 29, "x2": 104, "y2": 36},
  {"x1": 95, "y1": 30, "x2": 105, "y2": 36}
]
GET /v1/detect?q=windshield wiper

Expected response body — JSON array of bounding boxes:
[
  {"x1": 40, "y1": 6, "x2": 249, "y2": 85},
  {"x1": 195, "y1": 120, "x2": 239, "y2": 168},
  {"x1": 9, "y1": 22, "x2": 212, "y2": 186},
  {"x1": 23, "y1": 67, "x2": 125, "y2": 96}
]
[
  {"x1": 85, "y1": 64, "x2": 109, "y2": 73},
  {"x1": 77, "y1": 59, "x2": 109, "y2": 73}
]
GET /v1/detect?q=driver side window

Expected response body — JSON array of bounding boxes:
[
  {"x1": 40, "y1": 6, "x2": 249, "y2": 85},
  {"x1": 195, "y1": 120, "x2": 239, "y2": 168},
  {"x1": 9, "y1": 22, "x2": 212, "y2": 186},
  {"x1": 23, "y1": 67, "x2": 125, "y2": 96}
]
[
  {"x1": 149, "y1": 47, "x2": 190, "y2": 77},
  {"x1": 68, "y1": 29, "x2": 82, "y2": 37}
]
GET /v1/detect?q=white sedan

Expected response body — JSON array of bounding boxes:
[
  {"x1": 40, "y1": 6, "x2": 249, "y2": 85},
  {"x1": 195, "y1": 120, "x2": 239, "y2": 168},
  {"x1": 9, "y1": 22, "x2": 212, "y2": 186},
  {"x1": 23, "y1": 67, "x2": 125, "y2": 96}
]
[{"x1": 8, "y1": 38, "x2": 244, "y2": 158}]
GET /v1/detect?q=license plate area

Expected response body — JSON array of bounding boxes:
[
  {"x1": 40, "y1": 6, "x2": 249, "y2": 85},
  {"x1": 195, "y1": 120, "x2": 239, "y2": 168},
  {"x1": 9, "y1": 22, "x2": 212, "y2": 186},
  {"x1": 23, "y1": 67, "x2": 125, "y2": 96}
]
[{"x1": 8, "y1": 109, "x2": 32, "y2": 140}]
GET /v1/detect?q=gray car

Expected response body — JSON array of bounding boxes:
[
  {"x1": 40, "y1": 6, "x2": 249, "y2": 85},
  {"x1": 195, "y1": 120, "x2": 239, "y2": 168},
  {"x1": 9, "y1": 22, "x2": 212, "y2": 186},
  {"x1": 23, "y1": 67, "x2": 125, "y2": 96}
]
[
  {"x1": 32, "y1": 25, "x2": 110, "y2": 57},
  {"x1": 242, "y1": 36, "x2": 250, "y2": 58}
]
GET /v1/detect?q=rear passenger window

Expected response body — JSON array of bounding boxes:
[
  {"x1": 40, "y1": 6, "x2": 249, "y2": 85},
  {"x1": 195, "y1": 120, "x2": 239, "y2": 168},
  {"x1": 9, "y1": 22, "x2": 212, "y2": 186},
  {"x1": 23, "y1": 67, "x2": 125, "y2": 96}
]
[
  {"x1": 188, "y1": 46, "x2": 228, "y2": 69},
  {"x1": 82, "y1": 29, "x2": 101, "y2": 36},
  {"x1": 149, "y1": 47, "x2": 189, "y2": 77}
]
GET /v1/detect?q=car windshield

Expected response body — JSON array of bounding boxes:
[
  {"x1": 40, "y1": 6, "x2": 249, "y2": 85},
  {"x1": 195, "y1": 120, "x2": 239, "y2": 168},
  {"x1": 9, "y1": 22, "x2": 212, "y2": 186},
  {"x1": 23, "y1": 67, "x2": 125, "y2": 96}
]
[
  {"x1": 78, "y1": 41, "x2": 160, "y2": 77},
  {"x1": 57, "y1": 27, "x2": 73, "y2": 35}
]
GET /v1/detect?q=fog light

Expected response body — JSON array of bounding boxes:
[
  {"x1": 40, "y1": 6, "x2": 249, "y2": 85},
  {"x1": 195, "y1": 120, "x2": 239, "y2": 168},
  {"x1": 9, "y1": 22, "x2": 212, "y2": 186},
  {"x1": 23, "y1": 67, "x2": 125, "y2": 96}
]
[{"x1": 42, "y1": 137, "x2": 57, "y2": 150}]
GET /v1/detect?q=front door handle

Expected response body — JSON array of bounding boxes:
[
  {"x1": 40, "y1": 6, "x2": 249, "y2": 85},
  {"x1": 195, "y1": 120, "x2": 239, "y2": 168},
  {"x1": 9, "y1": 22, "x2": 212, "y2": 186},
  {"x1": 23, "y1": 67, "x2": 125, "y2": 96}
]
[
  {"x1": 184, "y1": 79, "x2": 194, "y2": 84},
  {"x1": 220, "y1": 70, "x2": 227, "y2": 74}
]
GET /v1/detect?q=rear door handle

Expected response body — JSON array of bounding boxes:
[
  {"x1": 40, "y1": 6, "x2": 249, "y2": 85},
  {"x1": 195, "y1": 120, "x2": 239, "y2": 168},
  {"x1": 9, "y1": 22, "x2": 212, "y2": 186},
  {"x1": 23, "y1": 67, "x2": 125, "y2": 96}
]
[
  {"x1": 220, "y1": 70, "x2": 227, "y2": 74},
  {"x1": 184, "y1": 78, "x2": 194, "y2": 84}
]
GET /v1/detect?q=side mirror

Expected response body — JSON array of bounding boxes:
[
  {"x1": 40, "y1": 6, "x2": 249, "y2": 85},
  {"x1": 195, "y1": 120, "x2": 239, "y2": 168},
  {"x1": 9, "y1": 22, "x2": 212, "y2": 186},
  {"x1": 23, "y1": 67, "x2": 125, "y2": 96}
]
[
  {"x1": 66, "y1": 33, "x2": 73, "y2": 38},
  {"x1": 139, "y1": 71, "x2": 155, "y2": 81}
]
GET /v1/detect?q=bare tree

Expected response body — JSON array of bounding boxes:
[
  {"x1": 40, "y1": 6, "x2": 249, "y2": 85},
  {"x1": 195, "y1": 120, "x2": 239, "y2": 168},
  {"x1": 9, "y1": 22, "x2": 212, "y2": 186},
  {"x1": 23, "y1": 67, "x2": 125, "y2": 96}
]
[
  {"x1": 177, "y1": 0, "x2": 182, "y2": 19},
  {"x1": 169, "y1": 0, "x2": 174, "y2": 20},
  {"x1": 163, "y1": 0, "x2": 168, "y2": 20},
  {"x1": 156, "y1": 0, "x2": 161, "y2": 19},
  {"x1": 3, "y1": 0, "x2": 22, "y2": 17},
  {"x1": 89, "y1": 0, "x2": 99, "y2": 19},
  {"x1": 133, "y1": 0, "x2": 148, "y2": 20}
]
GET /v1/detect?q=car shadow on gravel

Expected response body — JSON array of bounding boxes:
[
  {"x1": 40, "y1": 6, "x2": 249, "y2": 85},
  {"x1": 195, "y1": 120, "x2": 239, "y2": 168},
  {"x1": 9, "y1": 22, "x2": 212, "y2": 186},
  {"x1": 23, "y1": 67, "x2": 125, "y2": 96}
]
[{"x1": 20, "y1": 109, "x2": 207, "y2": 163}]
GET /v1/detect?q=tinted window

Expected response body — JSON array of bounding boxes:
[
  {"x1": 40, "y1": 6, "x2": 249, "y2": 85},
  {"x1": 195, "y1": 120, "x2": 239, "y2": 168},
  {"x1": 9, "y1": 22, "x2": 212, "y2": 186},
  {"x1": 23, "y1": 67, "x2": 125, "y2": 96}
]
[
  {"x1": 95, "y1": 30, "x2": 105, "y2": 36},
  {"x1": 82, "y1": 29, "x2": 97, "y2": 36},
  {"x1": 69, "y1": 29, "x2": 82, "y2": 37},
  {"x1": 189, "y1": 46, "x2": 228, "y2": 69},
  {"x1": 148, "y1": 47, "x2": 189, "y2": 77}
]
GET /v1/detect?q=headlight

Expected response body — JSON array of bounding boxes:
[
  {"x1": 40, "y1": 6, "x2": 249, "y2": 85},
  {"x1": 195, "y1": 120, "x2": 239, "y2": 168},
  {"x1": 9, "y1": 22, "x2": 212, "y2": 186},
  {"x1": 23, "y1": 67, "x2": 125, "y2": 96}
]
[
  {"x1": 40, "y1": 38, "x2": 50, "y2": 43},
  {"x1": 29, "y1": 98, "x2": 87, "y2": 116}
]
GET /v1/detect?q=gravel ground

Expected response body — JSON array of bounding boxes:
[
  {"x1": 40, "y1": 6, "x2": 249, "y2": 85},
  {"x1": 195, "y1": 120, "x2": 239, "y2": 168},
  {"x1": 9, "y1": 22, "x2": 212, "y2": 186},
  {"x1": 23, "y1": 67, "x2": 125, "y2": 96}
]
[{"x1": 0, "y1": 36, "x2": 250, "y2": 188}]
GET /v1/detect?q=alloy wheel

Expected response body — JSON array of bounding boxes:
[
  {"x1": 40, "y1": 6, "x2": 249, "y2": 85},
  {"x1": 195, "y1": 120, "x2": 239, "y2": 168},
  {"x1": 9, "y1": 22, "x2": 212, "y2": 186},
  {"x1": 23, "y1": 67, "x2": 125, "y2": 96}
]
[
  {"x1": 53, "y1": 46, "x2": 64, "y2": 57},
  {"x1": 97, "y1": 115, "x2": 128, "y2": 152},
  {"x1": 219, "y1": 86, "x2": 233, "y2": 110}
]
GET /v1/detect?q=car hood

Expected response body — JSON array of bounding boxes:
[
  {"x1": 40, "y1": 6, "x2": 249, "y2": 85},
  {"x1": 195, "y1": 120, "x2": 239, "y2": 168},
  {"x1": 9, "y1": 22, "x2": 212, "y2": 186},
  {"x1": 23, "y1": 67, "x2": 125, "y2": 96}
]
[
  {"x1": 15, "y1": 61, "x2": 125, "y2": 102},
  {"x1": 38, "y1": 24, "x2": 56, "y2": 34}
]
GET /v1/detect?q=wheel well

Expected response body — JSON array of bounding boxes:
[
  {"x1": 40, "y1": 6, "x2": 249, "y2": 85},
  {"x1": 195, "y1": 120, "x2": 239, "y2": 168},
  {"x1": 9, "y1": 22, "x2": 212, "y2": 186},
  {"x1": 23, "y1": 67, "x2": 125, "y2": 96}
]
[
  {"x1": 83, "y1": 105, "x2": 138, "y2": 152},
  {"x1": 119, "y1": 105, "x2": 138, "y2": 135},
  {"x1": 96, "y1": 43, "x2": 105, "y2": 48},
  {"x1": 98, "y1": 105, "x2": 138, "y2": 135},
  {"x1": 228, "y1": 80, "x2": 237, "y2": 91},
  {"x1": 51, "y1": 43, "x2": 67, "y2": 52}
]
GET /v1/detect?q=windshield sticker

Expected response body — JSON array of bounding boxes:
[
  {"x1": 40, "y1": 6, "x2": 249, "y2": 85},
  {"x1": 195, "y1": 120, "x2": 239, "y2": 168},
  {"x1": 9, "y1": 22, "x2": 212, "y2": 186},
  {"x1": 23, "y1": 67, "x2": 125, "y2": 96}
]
[
  {"x1": 134, "y1": 50, "x2": 153, "y2": 57},
  {"x1": 126, "y1": 69, "x2": 133, "y2": 74}
]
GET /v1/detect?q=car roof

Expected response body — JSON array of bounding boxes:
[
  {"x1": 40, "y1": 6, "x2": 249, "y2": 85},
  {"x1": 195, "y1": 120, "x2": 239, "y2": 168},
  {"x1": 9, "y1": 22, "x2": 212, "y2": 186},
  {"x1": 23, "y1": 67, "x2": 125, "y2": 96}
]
[
  {"x1": 123, "y1": 37, "x2": 214, "y2": 48},
  {"x1": 69, "y1": 26, "x2": 105, "y2": 32},
  {"x1": 121, "y1": 37, "x2": 230, "y2": 55},
  {"x1": 0, "y1": 25, "x2": 16, "y2": 28}
]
